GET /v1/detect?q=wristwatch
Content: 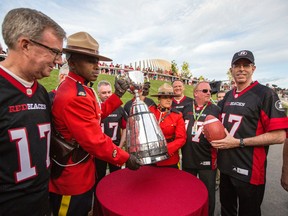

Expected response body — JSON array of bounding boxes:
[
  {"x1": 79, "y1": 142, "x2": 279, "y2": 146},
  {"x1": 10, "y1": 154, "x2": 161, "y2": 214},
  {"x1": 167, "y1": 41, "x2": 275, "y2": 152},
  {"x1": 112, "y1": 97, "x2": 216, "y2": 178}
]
[{"x1": 239, "y1": 138, "x2": 245, "y2": 148}]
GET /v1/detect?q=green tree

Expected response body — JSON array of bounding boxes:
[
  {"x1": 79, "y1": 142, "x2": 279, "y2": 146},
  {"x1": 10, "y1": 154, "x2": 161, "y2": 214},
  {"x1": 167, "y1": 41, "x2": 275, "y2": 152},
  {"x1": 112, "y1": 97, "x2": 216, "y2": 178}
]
[
  {"x1": 226, "y1": 68, "x2": 232, "y2": 81},
  {"x1": 171, "y1": 60, "x2": 178, "y2": 76},
  {"x1": 198, "y1": 75, "x2": 205, "y2": 81},
  {"x1": 181, "y1": 61, "x2": 192, "y2": 79}
]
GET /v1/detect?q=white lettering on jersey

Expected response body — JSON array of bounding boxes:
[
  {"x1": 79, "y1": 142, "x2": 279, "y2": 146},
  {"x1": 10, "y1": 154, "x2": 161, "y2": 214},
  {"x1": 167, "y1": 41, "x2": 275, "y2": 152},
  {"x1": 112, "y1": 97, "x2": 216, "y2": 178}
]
[
  {"x1": 10, "y1": 128, "x2": 37, "y2": 182},
  {"x1": 185, "y1": 119, "x2": 203, "y2": 143},
  {"x1": 9, "y1": 103, "x2": 47, "y2": 113},
  {"x1": 228, "y1": 102, "x2": 245, "y2": 107},
  {"x1": 8, "y1": 123, "x2": 50, "y2": 182},
  {"x1": 175, "y1": 105, "x2": 184, "y2": 109},
  {"x1": 38, "y1": 123, "x2": 51, "y2": 168},
  {"x1": 232, "y1": 167, "x2": 249, "y2": 176},
  {"x1": 200, "y1": 161, "x2": 211, "y2": 166},
  {"x1": 108, "y1": 114, "x2": 118, "y2": 117},
  {"x1": 109, "y1": 122, "x2": 119, "y2": 141}
]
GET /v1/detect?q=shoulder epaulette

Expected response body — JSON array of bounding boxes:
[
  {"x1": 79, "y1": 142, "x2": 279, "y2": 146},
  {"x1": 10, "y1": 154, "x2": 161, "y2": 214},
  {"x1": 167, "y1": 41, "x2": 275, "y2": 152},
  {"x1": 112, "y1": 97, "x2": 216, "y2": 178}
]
[
  {"x1": 171, "y1": 108, "x2": 180, "y2": 114},
  {"x1": 76, "y1": 82, "x2": 86, "y2": 97}
]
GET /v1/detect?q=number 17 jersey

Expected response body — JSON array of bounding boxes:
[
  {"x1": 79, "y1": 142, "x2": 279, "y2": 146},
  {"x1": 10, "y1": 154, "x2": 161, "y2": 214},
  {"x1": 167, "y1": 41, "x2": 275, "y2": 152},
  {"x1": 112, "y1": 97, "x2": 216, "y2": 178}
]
[
  {"x1": 218, "y1": 81, "x2": 288, "y2": 185},
  {"x1": 0, "y1": 68, "x2": 51, "y2": 206}
]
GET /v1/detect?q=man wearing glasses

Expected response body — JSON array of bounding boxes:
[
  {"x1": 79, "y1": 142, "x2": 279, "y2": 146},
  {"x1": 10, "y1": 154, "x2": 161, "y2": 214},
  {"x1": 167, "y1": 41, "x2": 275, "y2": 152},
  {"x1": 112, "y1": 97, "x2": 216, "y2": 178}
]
[
  {"x1": 181, "y1": 81, "x2": 221, "y2": 216},
  {"x1": 0, "y1": 8, "x2": 66, "y2": 215},
  {"x1": 211, "y1": 50, "x2": 288, "y2": 216},
  {"x1": 29, "y1": 39, "x2": 63, "y2": 61}
]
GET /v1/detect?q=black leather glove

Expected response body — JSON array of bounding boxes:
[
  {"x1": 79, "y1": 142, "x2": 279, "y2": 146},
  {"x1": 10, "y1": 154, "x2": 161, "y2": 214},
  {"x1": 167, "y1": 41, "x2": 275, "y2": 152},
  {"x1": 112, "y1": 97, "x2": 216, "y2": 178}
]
[
  {"x1": 114, "y1": 76, "x2": 130, "y2": 98},
  {"x1": 126, "y1": 154, "x2": 141, "y2": 170},
  {"x1": 142, "y1": 82, "x2": 150, "y2": 96}
]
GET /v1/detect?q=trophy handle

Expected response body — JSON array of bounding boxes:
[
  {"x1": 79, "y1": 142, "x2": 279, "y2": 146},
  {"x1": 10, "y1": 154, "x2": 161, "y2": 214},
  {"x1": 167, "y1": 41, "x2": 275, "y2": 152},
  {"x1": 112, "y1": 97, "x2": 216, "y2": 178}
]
[{"x1": 118, "y1": 70, "x2": 147, "y2": 94}]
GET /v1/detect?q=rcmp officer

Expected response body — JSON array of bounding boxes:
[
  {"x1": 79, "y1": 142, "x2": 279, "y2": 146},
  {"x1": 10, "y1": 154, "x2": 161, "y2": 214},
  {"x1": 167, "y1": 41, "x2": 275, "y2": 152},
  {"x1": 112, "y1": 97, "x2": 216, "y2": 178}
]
[
  {"x1": 49, "y1": 32, "x2": 141, "y2": 216},
  {"x1": 149, "y1": 83, "x2": 186, "y2": 168}
]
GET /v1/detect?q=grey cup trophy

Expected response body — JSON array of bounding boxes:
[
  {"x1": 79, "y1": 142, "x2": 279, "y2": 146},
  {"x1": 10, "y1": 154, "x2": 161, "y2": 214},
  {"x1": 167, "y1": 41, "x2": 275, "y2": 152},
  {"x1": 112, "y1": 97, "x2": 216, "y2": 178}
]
[{"x1": 124, "y1": 71, "x2": 169, "y2": 165}]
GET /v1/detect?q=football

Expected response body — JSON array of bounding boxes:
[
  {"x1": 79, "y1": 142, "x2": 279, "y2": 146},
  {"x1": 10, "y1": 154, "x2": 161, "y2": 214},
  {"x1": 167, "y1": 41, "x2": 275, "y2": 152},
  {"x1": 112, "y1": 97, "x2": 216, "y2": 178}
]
[{"x1": 203, "y1": 115, "x2": 226, "y2": 142}]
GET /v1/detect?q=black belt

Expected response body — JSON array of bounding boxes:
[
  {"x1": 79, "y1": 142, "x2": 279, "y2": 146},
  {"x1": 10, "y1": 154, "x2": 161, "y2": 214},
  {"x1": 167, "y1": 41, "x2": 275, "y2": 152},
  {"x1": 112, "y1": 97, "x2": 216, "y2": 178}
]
[{"x1": 166, "y1": 137, "x2": 175, "y2": 143}]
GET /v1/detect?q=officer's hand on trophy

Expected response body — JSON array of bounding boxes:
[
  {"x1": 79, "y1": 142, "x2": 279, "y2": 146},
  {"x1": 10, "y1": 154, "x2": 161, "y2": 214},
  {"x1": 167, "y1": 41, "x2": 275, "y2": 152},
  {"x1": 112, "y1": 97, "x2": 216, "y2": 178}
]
[
  {"x1": 142, "y1": 81, "x2": 151, "y2": 96},
  {"x1": 114, "y1": 76, "x2": 130, "y2": 98},
  {"x1": 126, "y1": 154, "x2": 141, "y2": 170}
]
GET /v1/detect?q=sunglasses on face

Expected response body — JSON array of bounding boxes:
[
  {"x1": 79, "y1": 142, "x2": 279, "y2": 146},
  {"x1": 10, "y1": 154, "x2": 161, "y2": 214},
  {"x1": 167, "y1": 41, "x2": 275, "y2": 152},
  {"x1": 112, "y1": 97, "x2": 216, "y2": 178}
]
[{"x1": 196, "y1": 89, "x2": 212, "y2": 93}]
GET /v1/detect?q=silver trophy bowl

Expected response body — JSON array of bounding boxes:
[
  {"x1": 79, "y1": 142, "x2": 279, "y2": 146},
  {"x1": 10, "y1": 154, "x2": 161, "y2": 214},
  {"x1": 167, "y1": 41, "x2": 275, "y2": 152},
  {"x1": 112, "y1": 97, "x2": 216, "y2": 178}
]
[{"x1": 124, "y1": 71, "x2": 169, "y2": 165}]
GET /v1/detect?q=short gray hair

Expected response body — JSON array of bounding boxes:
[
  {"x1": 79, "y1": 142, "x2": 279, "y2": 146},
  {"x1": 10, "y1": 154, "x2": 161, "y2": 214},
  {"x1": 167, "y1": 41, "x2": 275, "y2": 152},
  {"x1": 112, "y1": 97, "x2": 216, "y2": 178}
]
[
  {"x1": 2, "y1": 8, "x2": 66, "y2": 49},
  {"x1": 193, "y1": 81, "x2": 210, "y2": 95},
  {"x1": 59, "y1": 63, "x2": 69, "y2": 75},
  {"x1": 97, "y1": 80, "x2": 111, "y2": 92}
]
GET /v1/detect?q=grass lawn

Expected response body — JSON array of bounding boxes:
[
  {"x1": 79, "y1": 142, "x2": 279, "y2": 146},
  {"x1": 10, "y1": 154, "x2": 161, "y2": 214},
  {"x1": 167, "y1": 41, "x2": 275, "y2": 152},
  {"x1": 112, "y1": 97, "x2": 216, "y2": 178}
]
[{"x1": 39, "y1": 69, "x2": 195, "y2": 105}]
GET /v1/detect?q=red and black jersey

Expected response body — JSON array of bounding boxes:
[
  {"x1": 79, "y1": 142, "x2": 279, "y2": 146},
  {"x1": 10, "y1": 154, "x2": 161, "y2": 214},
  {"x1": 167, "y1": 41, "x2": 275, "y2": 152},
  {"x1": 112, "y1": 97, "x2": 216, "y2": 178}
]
[
  {"x1": 182, "y1": 102, "x2": 220, "y2": 170},
  {"x1": 172, "y1": 96, "x2": 193, "y2": 113},
  {"x1": 124, "y1": 97, "x2": 156, "y2": 115},
  {"x1": 0, "y1": 68, "x2": 51, "y2": 205},
  {"x1": 101, "y1": 106, "x2": 127, "y2": 146},
  {"x1": 218, "y1": 81, "x2": 288, "y2": 185}
]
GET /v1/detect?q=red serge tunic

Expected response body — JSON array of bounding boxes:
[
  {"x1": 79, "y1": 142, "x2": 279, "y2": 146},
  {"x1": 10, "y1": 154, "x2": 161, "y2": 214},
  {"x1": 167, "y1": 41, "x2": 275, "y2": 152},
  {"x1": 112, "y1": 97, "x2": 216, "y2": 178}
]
[
  {"x1": 49, "y1": 72, "x2": 129, "y2": 195},
  {"x1": 149, "y1": 105, "x2": 186, "y2": 166}
]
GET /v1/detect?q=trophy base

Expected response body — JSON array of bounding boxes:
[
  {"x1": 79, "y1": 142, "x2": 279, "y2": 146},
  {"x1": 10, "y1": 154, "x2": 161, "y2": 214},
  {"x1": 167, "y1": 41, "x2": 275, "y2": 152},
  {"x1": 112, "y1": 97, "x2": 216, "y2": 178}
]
[{"x1": 138, "y1": 153, "x2": 169, "y2": 165}]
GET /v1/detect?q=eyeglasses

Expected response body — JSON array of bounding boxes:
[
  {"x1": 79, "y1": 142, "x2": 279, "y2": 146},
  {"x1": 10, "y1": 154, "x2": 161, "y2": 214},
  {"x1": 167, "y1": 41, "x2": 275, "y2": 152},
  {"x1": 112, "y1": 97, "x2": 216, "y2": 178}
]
[
  {"x1": 30, "y1": 39, "x2": 62, "y2": 60},
  {"x1": 196, "y1": 89, "x2": 212, "y2": 93},
  {"x1": 232, "y1": 63, "x2": 254, "y2": 69}
]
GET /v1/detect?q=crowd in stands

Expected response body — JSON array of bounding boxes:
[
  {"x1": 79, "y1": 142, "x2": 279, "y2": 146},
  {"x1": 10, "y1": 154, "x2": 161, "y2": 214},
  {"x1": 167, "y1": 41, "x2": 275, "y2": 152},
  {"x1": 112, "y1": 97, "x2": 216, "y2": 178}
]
[{"x1": 98, "y1": 61, "x2": 201, "y2": 86}]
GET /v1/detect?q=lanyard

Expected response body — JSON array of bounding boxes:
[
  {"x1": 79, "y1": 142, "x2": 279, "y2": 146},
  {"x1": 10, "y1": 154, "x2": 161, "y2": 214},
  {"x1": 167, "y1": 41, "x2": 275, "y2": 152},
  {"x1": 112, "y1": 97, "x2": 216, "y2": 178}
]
[
  {"x1": 193, "y1": 101, "x2": 207, "y2": 122},
  {"x1": 192, "y1": 102, "x2": 207, "y2": 135}
]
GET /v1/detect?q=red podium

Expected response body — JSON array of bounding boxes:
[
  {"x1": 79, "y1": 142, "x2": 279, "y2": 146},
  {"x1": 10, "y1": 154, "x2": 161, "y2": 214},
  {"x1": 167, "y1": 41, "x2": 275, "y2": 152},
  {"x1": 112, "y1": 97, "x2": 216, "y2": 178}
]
[{"x1": 96, "y1": 166, "x2": 208, "y2": 216}]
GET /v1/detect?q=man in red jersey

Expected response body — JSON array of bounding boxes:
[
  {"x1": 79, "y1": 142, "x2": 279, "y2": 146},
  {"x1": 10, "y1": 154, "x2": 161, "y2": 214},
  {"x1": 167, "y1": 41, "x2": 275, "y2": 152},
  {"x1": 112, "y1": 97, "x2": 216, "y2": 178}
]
[
  {"x1": 281, "y1": 135, "x2": 288, "y2": 192},
  {"x1": 49, "y1": 32, "x2": 140, "y2": 216},
  {"x1": 0, "y1": 8, "x2": 66, "y2": 216},
  {"x1": 172, "y1": 79, "x2": 193, "y2": 113},
  {"x1": 182, "y1": 81, "x2": 220, "y2": 216}
]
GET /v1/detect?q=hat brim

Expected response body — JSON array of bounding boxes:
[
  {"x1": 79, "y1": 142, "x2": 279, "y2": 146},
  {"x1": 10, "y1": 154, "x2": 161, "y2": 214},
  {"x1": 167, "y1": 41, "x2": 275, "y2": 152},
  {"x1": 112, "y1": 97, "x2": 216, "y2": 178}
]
[
  {"x1": 231, "y1": 56, "x2": 254, "y2": 65},
  {"x1": 150, "y1": 93, "x2": 180, "y2": 97},
  {"x1": 63, "y1": 48, "x2": 112, "y2": 61}
]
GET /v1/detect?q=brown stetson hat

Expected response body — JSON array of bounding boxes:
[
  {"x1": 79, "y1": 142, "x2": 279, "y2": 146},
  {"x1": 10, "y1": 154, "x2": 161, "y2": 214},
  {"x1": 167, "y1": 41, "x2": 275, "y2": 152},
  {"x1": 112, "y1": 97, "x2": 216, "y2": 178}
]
[
  {"x1": 63, "y1": 32, "x2": 112, "y2": 61},
  {"x1": 151, "y1": 83, "x2": 180, "y2": 97}
]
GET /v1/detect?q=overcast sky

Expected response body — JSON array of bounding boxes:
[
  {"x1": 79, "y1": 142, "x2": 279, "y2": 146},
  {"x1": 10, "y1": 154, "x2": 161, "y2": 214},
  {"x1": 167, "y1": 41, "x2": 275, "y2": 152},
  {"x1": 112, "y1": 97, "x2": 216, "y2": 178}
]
[{"x1": 1, "y1": 0, "x2": 288, "y2": 88}]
